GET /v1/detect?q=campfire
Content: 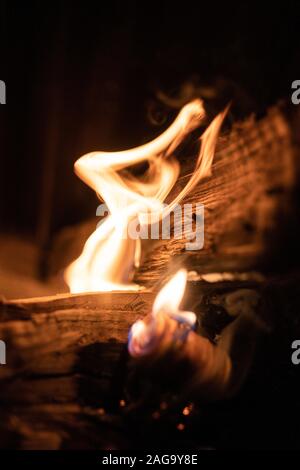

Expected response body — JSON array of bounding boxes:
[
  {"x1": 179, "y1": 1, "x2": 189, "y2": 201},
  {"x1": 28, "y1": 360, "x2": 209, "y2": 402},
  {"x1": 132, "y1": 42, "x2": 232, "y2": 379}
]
[
  {"x1": 0, "y1": 94, "x2": 299, "y2": 450},
  {"x1": 2, "y1": 0, "x2": 300, "y2": 453}
]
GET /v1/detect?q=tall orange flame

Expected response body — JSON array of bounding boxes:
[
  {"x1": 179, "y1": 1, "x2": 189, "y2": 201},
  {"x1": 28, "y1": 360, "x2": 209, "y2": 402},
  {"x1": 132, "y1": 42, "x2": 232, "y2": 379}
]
[{"x1": 64, "y1": 100, "x2": 227, "y2": 293}]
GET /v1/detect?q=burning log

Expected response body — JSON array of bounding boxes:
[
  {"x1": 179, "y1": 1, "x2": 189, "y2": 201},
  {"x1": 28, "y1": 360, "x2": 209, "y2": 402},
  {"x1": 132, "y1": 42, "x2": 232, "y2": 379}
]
[
  {"x1": 0, "y1": 291, "x2": 155, "y2": 447},
  {"x1": 47, "y1": 104, "x2": 300, "y2": 288},
  {"x1": 0, "y1": 281, "x2": 261, "y2": 385},
  {"x1": 0, "y1": 281, "x2": 261, "y2": 449},
  {"x1": 0, "y1": 290, "x2": 153, "y2": 440},
  {"x1": 0, "y1": 102, "x2": 299, "y2": 449},
  {"x1": 128, "y1": 270, "x2": 266, "y2": 405},
  {"x1": 1, "y1": 272, "x2": 299, "y2": 449},
  {"x1": 134, "y1": 105, "x2": 299, "y2": 284},
  {"x1": 0, "y1": 291, "x2": 154, "y2": 381}
]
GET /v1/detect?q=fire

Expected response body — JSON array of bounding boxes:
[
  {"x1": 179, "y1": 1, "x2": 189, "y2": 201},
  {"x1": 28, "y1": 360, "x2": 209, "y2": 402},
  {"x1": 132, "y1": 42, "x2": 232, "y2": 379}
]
[
  {"x1": 128, "y1": 269, "x2": 196, "y2": 357},
  {"x1": 152, "y1": 269, "x2": 196, "y2": 326},
  {"x1": 64, "y1": 100, "x2": 227, "y2": 293}
]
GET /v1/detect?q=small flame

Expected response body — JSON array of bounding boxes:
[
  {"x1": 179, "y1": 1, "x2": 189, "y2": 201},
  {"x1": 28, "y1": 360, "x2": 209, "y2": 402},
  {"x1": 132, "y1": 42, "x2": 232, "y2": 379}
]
[
  {"x1": 152, "y1": 269, "x2": 196, "y2": 326},
  {"x1": 128, "y1": 269, "x2": 196, "y2": 357},
  {"x1": 153, "y1": 269, "x2": 186, "y2": 314},
  {"x1": 64, "y1": 100, "x2": 227, "y2": 293}
]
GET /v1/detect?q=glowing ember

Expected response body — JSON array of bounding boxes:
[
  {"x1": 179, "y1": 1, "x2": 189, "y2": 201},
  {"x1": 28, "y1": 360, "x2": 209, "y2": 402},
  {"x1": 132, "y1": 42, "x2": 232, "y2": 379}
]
[
  {"x1": 182, "y1": 404, "x2": 193, "y2": 416},
  {"x1": 65, "y1": 100, "x2": 227, "y2": 293},
  {"x1": 177, "y1": 423, "x2": 185, "y2": 431}
]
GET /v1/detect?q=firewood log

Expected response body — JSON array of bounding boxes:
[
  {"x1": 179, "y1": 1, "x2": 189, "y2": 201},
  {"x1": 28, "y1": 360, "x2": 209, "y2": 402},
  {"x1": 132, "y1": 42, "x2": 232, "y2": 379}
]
[
  {"x1": 47, "y1": 105, "x2": 300, "y2": 288},
  {"x1": 0, "y1": 282, "x2": 263, "y2": 449},
  {"x1": 1, "y1": 272, "x2": 300, "y2": 449},
  {"x1": 135, "y1": 105, "x2": 300, "y2": 284},
  {"x1": 0, "y1": 291, "x2": 154, "y2": 381}
]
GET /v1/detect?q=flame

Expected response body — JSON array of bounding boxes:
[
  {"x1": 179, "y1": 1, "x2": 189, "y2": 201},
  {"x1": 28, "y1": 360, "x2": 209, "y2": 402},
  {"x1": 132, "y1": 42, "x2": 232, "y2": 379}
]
[
  {"x1": 153, "y1": 269, "x2": 187, "y2": 314},
  {"x1": 128, "y1": 269, "x2": 196, "y2": 357},
  {"x1": 64, "y1": 100, "x2": 227, "y2": 293}
]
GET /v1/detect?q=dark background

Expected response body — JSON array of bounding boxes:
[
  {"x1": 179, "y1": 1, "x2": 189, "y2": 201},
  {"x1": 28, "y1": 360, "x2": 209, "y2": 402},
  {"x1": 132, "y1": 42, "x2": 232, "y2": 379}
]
[{"x1": 0, "y1": 0, "x2": 299, "y2": 243}]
